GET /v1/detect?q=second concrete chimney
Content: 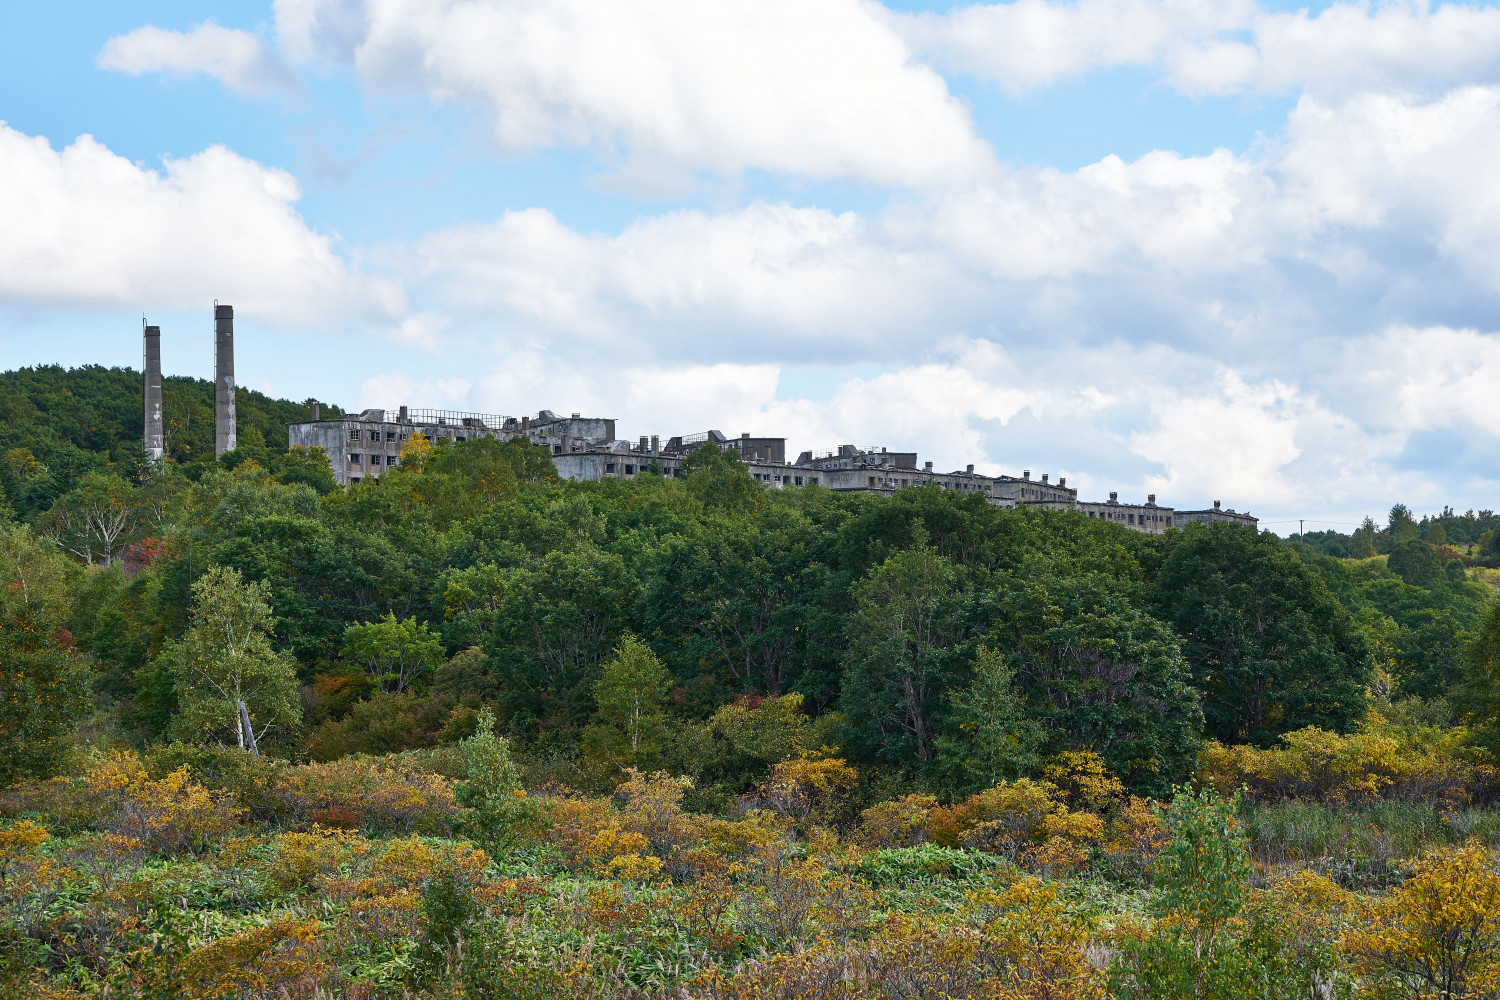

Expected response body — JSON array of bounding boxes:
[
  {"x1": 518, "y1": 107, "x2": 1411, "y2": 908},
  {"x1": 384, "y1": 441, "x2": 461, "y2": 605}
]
[
  {"x1": 213, "y1": 303, "x2": 236, "y2": 458},
  {"x1": 310, "y1": 402, "x2": 321, "y2": 421},
  {"x1": 142, "y1": 321, "x2": 164, "y2": 463}
]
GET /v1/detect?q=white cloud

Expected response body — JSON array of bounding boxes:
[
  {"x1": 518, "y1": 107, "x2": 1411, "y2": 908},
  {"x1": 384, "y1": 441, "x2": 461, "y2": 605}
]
[
  {"x1": 269, "y1": 0, "x2": 993, "y2": 186},
  {"x1": 97, "y1": 22, "x2": 295, "y2": 96},
  {"x1": 0, "y1": 123, "x2": 401, "y2": 325},
  {"x1": 892, "y1": 0, "x2": 1500, "y2": 99},
  {"x1": 887, "y1": 0, "x2": 1250, "y2": 93}
]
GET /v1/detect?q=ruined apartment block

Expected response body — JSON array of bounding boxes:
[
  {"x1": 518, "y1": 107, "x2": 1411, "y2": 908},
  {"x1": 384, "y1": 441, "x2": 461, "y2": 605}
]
[{"x1": 131, "y1": 316, "x2": 1254, "y2": 534}]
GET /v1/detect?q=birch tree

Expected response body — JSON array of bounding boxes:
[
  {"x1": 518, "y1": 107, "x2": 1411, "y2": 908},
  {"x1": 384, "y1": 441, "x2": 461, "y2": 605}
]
[
  {"x1": 38, "y1": 472, "x2": 139, "y2": 566},
  {"x1": 171, "y1": 565, "x2": 299, "y2": 755}
]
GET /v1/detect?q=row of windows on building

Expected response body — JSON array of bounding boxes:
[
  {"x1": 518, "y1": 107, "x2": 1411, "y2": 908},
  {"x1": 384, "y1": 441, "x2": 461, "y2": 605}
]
[
  {"x1": 1087, "y1": 510, "x2": 1172, "y2": 526},
  {"x1": 347, "y1": 454, "x2": 398, "y2": 467},
  {"x1": 867, "y1": 475, "x2": 987, "y2": 491},
  {"x1": 753, "y1": 472, "x2": 815, "y2": 485}
]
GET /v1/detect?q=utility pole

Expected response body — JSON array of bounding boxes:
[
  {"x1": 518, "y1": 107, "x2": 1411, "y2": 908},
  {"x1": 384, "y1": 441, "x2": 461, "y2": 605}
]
[{"x1": 1299, "y1": 519, "x2": 1304, "y2": 541}]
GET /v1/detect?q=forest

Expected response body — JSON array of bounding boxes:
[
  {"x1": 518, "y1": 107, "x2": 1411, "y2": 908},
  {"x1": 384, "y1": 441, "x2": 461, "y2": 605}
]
[{"x1": 5, "y1": 364, "x2": 1500, "y2": 999}]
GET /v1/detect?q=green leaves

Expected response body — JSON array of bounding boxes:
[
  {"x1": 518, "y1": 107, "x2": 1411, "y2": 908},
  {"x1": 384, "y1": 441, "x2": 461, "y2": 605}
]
[
  {"x1": 341, "y1": 612, "x2": 444, "y2": 695},
  {"x1": 170, "y1": 565, "x2": 300, "y2": 754}
]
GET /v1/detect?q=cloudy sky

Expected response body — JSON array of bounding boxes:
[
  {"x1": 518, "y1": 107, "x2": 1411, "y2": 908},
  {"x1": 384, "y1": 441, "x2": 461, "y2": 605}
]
[{"x1": 4, "y1": 0, "x2": 1500, "y2": 530}]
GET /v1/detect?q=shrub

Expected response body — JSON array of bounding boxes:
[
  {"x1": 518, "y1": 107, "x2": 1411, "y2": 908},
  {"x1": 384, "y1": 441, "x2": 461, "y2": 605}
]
[
  {"x1": 455, "y1": 708, "x2": 543, "y2": 856},
  {"x1": 273, "y1": 756, "x2": 458, "y2": 835},
  {"x1": 1342, "y1": 843, "x2": 1500, "y2": 998},
  {"x1": 754, "y1": 753, "x2": 858, "y2": 829},
  {"x1": 1199, "y1": 723, "x2": 1495, "y2": 805},
  {"x1": 854, "y1": 794, "x2": 938, "y2": 848},
  {"x1": 931, "y1": 779, "x2": 1063, "y2": 858},
  {"x1": 83, "y1": 751, "x2": 242, "y2": 853}
]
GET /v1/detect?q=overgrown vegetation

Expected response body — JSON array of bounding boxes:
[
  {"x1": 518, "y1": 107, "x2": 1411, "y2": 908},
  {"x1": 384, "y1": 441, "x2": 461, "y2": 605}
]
[{"x1": 4, "y1": 364, "x2": 1500, "y2": 998}]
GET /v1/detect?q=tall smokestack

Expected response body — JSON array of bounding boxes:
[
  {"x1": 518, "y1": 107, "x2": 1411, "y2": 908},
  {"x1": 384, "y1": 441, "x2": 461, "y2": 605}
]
[
  {"x1": 214, "y1": 303, "x2": 236, "y2": 458},
  {"x1": 142, "y1": 321, "x2": 164, "y2": 463}
]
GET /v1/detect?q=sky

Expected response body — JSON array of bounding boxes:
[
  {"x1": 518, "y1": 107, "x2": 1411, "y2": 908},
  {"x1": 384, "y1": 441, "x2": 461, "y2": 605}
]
[{"x1": 4, "y1": 0, "x2": 1500, "y2": 532}]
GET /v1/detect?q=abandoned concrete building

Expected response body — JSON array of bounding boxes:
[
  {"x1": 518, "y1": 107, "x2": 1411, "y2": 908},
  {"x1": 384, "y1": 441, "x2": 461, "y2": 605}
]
[
  {"x1": 1174, "y1": 500, "x2": 1258, "y2": 530},
  {"x1": 279, "y1": 401, "x2": 1256, "y2": 532},
  {"x1": 135, "y1": 317, "x2": 1256, "y2": 533}
]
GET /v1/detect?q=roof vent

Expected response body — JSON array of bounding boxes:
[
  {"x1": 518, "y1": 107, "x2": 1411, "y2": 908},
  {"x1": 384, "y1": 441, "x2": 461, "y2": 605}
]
[
  {"x1": 1041, "y1": 473, "x2": 1049, "y2": 483},
  {"x1": 1214, "y1": 500, "x2": 1221, "y2": 509},
  {"x1": 1147, "y1": 494, "x2": 1156, "y2": 505},
  {"x1": 1109, "y1": 491, "x2": 1118, "y2": 502},
  {"x1": 1023, "y1": 470, "x2": 1031, "y2": 480},
  {"x1": 966, "y1": 464, "x2": 974, "y2": 474},
  {"x1": 1058, "y1": 477, "x2": 1066, "y2": 487}
]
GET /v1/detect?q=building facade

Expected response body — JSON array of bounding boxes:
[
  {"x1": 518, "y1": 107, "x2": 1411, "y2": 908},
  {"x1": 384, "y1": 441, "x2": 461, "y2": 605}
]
[
  {"x1": 283, "y1": 404, "x2": 1253, "y2": 532},
  {"x1": 1174, "y1": 500, "x2": 1258, "y2": 530}
]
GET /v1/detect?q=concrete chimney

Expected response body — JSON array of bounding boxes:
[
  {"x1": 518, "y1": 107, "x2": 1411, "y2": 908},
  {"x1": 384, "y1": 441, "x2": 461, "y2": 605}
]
[
  {"x1": 213, "y1": 303, "x2": 236, "y2": 458},
  {"x1": 924, "y1": 461, "x2": 933, "y2": 472},
  {"x1": 639, "y1": 435, "x2": 649, "y2": 452},
  {"x1": 1213, "y1": 500, "x2": 1221, "y2": 509},
  {"x1": 309, "y1": 402, "x2": 321, "y2": 421},
  {"x1": 1023, "y1": 470, "x2": 1031, "y2": 480},
  {"x1": 398, "y1": 405, "x2": 408, "y2": 422},
  {"x1": 966, "y1": 464, "x2": 975, "y2": 474},
  {"x1": 1041, "y1": 473, "x2": 1049, "y2": 483},
  {"x1": 650, "y1": 435, "x2": 660, "y2": 454},
  {"x1": 1147, "y1": 494, "x2": 1156, "y2": 505},
  {"x1": 142, "y1": 321, "x2": 164, "y2": 463},
  {"x1": 1109, "y1": 491, "x2": 1118, "y2": 503},
  {"x1": 1058, "y1": 477, "x2": 1066, "y2": 487}
]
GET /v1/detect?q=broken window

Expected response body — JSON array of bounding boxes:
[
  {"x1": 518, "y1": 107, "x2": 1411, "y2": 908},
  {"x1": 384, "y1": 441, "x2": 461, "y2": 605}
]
[
  {"x1": 606, "y1": 463, "x2": 617, "y2": 474},
  {"x1": 348, "y1": 454, "x2": 362, "y2": 464},
  {"x1": 348, "y1": 430, "x2": 361, "y2": 442},
  {"x1": 386, "y1": 432, "x2": 398, "y2": 442},
  {"x1": 625, "y1": 465, "x2": 635, "y2": 475}
]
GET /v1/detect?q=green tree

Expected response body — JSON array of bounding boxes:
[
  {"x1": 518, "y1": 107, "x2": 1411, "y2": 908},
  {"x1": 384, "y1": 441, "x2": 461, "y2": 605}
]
[
  {"x1": 1426, "y1": 522, "x2": 1447, "y2": 546},
  {"x1": 36, "y1": 471, "x2": 140, "y2": 566},
  {"x1": 1388, "y1": 503, "x2": 1418, "y2": 544},
  {"x1": 592, "y1": 634, "x2": 672, "y2": 758},
  {"x1": 1152, "y1": 524, "x2": 1371, "y2": 745},
  {"x1": 935, "y1": 644, "x2": 1045, "y2": 792},
  {"x1": 0, "y1": 524, "x2": 91, "y2": 784},
  {"x1": 455, "y1": 708, "x2": 542, "y2": 856},
  {"x1": 1458, "y1": 598, "x2": 1500, "y2": 757},
  {"x1": 342, "y1": 612, "x2": 444, "y2": 694},
  {"x1": 1387, "y1": 538, "x2": 1442, "y2": 588},
  {"x1": 1348, "y1": 527, "x2": 1376, "y2": 559},
  {"x1": 171, "y1": 565, "x2": 301, "y2": 755},
  {"x1": 274, "y1": 445, "x2": 338, "y2": 495},
  {"x1": 991, "y1": 576, "x2": 1203, "y2": 796},
  {"x1": 838, "y1": 546, "x2": 971, "y2": 766}
]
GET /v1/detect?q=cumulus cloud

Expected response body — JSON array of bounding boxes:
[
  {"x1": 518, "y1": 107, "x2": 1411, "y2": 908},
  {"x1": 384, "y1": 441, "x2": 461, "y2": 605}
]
[
  {"x1": 269, "y1": 0, "x2": 993, "y2": 186},
  {"x1": 98, "y1": 22, "x2": 296, "y2": 96},
  {"x1": 891, "y1": 0, "x2": 1500, "y2": 99},
  {"x1": 0, "y1": 123, "x2": 401, "y2": 325}
]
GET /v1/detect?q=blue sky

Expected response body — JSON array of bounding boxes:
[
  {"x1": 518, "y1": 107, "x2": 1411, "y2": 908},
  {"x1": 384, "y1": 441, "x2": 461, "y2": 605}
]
[{"x1": 3, "y1": 0, "x2": 1500, "y2": 530}]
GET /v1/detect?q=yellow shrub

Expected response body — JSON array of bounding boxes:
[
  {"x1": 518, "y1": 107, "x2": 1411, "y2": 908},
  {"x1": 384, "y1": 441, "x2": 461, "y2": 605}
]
[
  {"x1": 82, "y1": 752, "x2": 242, "y2": 852},
  {"x1": 0, "y1": 819, "x2": 49, "y2": 854},
  {"x1": 617, "y1": 769, "x2": 697, "y2": 856},
  {"x1": 1342, "y1": 843, "x2": 1500, "y2": 999},
  {"x1": 758, "y1": 753, "x2": 859, "y2": 826},
  {"x1": 171, "y1": 917, "x2": 324, "y2": 1000},
  {"x1": 1102, "y1": 796, "x2": 1167, "y2": 874},
  {"x1": 1043, "y1": 750, "x2": 1125, "y2": 813},
  {"x1": 933, "y1": 779, "x2": 1064, "y2": 858},
  {"x1": 854, "y1": 794, "x2": 938, "y2": 848},
  {"x1": 542, "y1": 795, "x2": 618, "y2": 869},
  {"x1": 1199, "y1": 723, "x2": 1495, "y2": 805},
  {"x1": 602, "y1": 852, "x2": 665, "y2": 881},
  {"x1": 583, "y1": 824, "x2": 650, "y2": 873}
]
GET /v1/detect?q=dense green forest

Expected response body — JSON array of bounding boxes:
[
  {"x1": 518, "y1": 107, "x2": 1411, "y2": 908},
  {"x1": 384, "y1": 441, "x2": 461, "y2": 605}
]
[{"x1": 6, "y1": 364, "x2": 1500, "y2": 999}]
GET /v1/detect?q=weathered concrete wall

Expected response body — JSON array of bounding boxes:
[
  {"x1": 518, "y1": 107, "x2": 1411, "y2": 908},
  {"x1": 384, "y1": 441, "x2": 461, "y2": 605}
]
[
  {"x1": 213, "y1": 304, "x2": 236, "y2": 458},
  {"x1": 142, "y1": 324, "x2": 163, "y2": 463}
]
